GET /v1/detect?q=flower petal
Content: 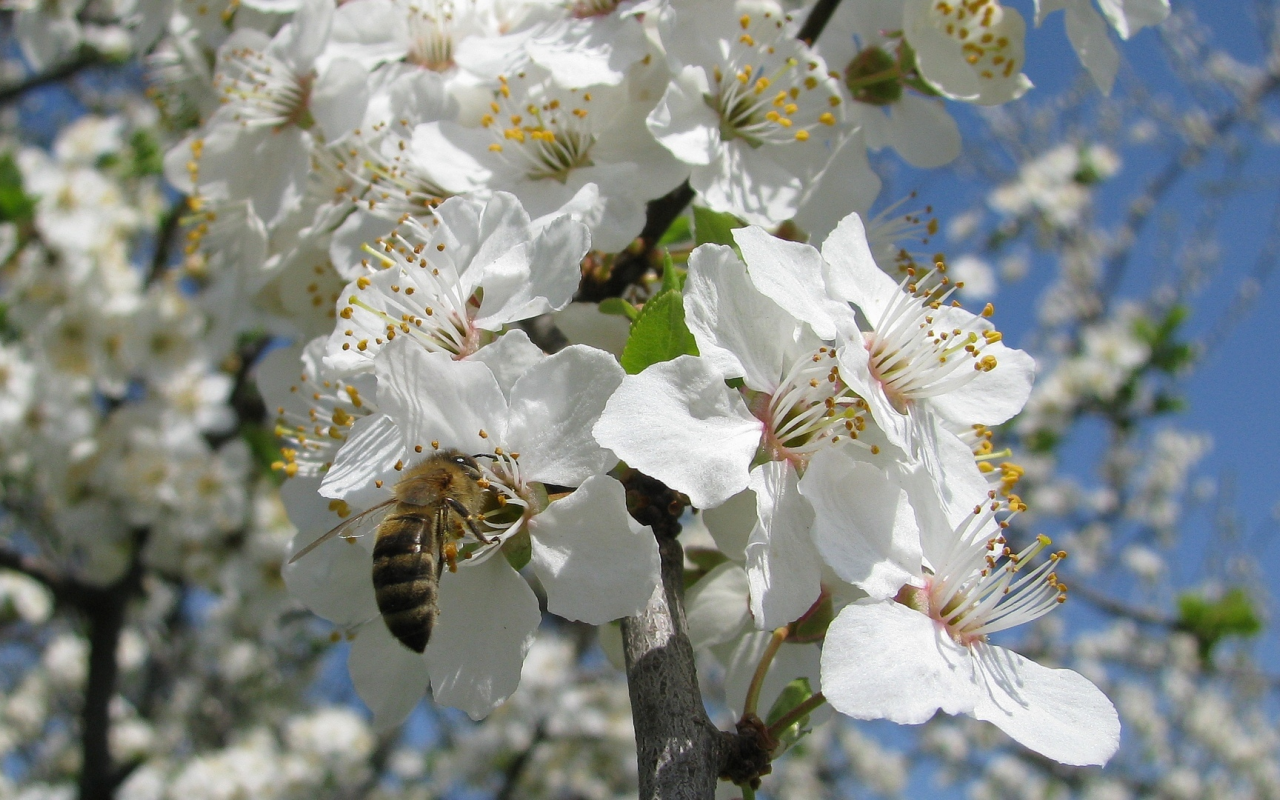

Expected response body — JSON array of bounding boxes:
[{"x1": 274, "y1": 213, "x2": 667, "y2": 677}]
[
  {"x1": 530, "y1": 475, "x2": 660, "y2": 625},
  {"x1": 319, "y1": 413, "x2": 404, "y2": 508},
  {"x1": 508, "y1": 345, "x2": 624, "y2": 486},
  {"x1": 684, "y1": 243, "x2": 796, "y2": 391},
  {"x1": 821, "y1": 601, "x2": 978, "y2": 724},
  {"x1": 348, "y1": 621, "x2": 430, "y2": 730},
  {"x1": 972, "y1": 643, "x2": 1121, "y2": 766},
  {"x1": 685, "y1": 561, "x2": 751, "y2": 650},
  {"x1": 593, "y1": 355, "x2": 761, "y2": 509},
  {"x1": 745, "y1": 461, "x2": 822, "y2": 629},
  {"x1": 733, "y1": 226, "x2": 856, "y2": 341},
  {"x1": 799, "y1": 448, "x2": 921, "y2": 600},
  {"x1": 374, "y1": 340, "x2": 507, "y2": 457},
  {"x1": 426, "y1": 555, "x2": 541, "y2": 720}
]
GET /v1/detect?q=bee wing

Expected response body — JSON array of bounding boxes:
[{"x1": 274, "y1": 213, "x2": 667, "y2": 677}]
[{"x1": 288, "y1": 499, "x2": 396, "y2": 564}]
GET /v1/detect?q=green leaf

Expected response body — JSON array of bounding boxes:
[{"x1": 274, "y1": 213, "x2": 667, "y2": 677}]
[
  {"x1": 129, "y1": 129, "x2": 165, "y2": 177},
  {"x1": 0, "y1": 153, "x2": 35, "y2": 224},
  {"x1": 765, "y1": 677, "x2": 816, "y2": 753},
  {"x1": 241, "y1": 423, "x2": 285, "y2": 486},
  {"x1": 620, "y1": 289, "x2": 699, "y2": 375},
  {"x1": 1176, "y1": 587, "x2": 1263, "y2": 660},
  {"x1": 658, "y1": 213, "x2": 691, "y2": 247},
  {"x1": 661, "y1": 250, "x2": 685, "y2": 293},
  {"x1": 598, "y1": 297, "x2": 638, "y2": 322},
  {"x1": 693, "y1": 205, "x2": 745, "y2": 248}
]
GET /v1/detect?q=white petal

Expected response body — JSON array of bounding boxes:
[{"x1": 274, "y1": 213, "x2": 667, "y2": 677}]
[
  {"x1": 972, "y1": 643, "x2": 1121, "y2": 766},
  {"x1": 927, "y1": 337, "x2": 1036, "y2": 427},
  {"x1": 702, "y1": 489, "x2": 757, "y2": 561},
  {"x1": 745, "y1": 461, "x2": 822, "y2": 630},
  {"x1": 319, "y1": 414, "x2": 404, "y2": 508},
  {"x1": 592, "y1": 355, "x2": 761, "y2": 510},
  {"x1": 281, "y1": 477, "x2": 379, "y2": 625},
  {"x1": 426, "y1": 555, "x2": 541, "y2": 719},
  {"x1": 647, "y1": 66, "x2": 719, "y2": 166},
  {"x1": 311, "y1": 57, "x2": 369, "y2": 141},
  {"x1": 508, "y1": 345, "x2": 624, "y2": 486},
  {"x1": 1065, "y1": 3, "x2": 1120, "y2": 95},
  {"x1": 1096, "y1": 0, "x2": 1169, "y2": 38},
  {"x1": 685, "y1": 561, "x2": 751, "y2": 650},
  {"x1": 793, "y1": 132, "x2": 882, "y2": 244},
  {"x1": 821, "y1": 601, "x2": 978, "y2": 724},
  {"x1": 473, "y1": 213, "x2": 588, "y2": 329},
  {"x1": 409, "y1": 122, "x2": 493, "y2": 193},
  {"x1": 348, "y1": 621, "x2": 430, "y2": 730},
  {"x1": 374, "y1": 340, "x2": 507, "y2": 457},
  {"x1": 530, "y1": 475, "x2": 660, "y2": 624},
  {"x1": 820, "y1": 212, "x2": 897, "y2": 323},
  {"x1": 691, "y1": 142, "x2": 803, "y2": 228},
  {"x1": 799, "y1": 449, "x2": 921, "y2": 600},
  {"x1": 732, "y1": 226, "x2": 856, "y2": 341},
  {"x1": 468, "y1": 329, "x2": 546, "y2": 399},
  {"x1": 889, "y1": 95, "x2": 961, "y2": 168},
  {"x1": 684, "y1": 244, "x2": 796, "y2": 391}
]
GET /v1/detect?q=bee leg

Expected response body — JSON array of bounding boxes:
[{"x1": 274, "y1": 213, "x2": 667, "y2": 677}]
[{"x1": 447, "y1": 497, "x2": 494, "y2": 544}]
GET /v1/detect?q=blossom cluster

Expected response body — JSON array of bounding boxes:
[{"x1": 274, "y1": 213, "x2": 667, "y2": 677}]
[{"x1": 0, "y1": 0, "x2": 1199, "y2": 793}]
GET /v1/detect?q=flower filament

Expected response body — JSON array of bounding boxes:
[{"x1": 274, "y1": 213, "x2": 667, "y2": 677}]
[
  {"x1": 921, "y1": 493, "x2": 1067, "y2": 646},
  {"x1": 707, "y1": 13, "x2": 841, "y2": 147},
  {"x1": 482, "y1": 75, "x2": 597, "y2": 183},
  {"x1": 751, "y1": 346, "x2": 873, "y2": 467},
  {"x1": 865, "y1": 262, "x2": 1002, "y2": 413},
  {"x1": 214, "y1": 46, "x2": 314, "y2": 131}
]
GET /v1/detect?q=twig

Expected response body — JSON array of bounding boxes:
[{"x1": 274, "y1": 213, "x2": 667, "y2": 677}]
[
  {"x1": 1099, "y1": 70, "x2": 1280, "y2": 306},
  {"x1": 618, "y1": 469, "x2": 728, "y2": 799},
  {"x1": 796, "y1": 0, "x2": 843, "y2": 46},
  {"x1": 576, "y1": 181, "x2": 694, "y2": 302},
  {"x1": 1071, "y1": 582, "x2": 1176, "y2": 627},
  {"x1": 495, "y1": 721, "x2": 547, "y2": 800},
  {"x1": 78, "y1": 529, "x2": 149, "y2": 800},
  {"x1": 0, "y1": 49, "x2": 106, "y2": 105}
]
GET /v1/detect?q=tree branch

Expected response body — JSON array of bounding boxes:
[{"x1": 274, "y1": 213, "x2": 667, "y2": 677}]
[
  {"x1": 576, "y1": 181, "x2": 695, "y2": 302},
  {"x1": 78, "y1": 529, "x2": 149, "y2": 800},
  {"x1": 796, "y1": 0, "x2": 843, "y2": 46},
  {"x1": 619, "y1": 470, "x2": 728, "y2": 799},
  {"x1": 0, "y1": 49, "x2": 106, "y2": 105}
]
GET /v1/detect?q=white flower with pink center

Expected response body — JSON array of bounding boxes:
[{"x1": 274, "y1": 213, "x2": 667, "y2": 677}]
[{"x1": 812, "y1": 450, "x2": 1120, "y2": 766}]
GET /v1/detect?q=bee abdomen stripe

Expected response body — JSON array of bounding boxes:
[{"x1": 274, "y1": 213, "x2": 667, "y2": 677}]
[
  {"x1": 373, "y1": 550, "x2": 432, "y2": 586},
  {"x1": 383, "y1": 605, "x2": 436, "y2": 654},
  {"x1": 372, "y1": 523, "x2": 431, "y2": 557}
]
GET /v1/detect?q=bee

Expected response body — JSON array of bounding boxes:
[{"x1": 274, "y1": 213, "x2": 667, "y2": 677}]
[{"x1": 289, "y1": 449, "x2": 493, "y2": 653}]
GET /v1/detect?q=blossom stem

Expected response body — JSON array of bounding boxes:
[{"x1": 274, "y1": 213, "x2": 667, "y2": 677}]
[
  {"x1": 765, "y1": 691, "x2": 827, "y2": 743},
  {"x1": 743, "y1": 625, "x2": 790, "y2": 718},
  {"x1": 842, "y1": 65, "x2": 901, "y2": 93}
]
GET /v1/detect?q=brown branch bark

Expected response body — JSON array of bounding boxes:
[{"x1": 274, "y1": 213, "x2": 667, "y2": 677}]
[
  {"x1": 77, "y1": 530, "x2": 148, "y2": 800},
  {"x1": 0, "y1": 49, "x2": 106, "y2": 105},
  {"x1": 619, "y1": 470, "x2": 728, "y2": 799}
]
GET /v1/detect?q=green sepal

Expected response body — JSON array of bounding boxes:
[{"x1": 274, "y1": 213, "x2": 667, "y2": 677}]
[
  {"x1": 620, "y1": 289, "x2": 699, "y2": 375},
  {"x1": 682, "y1": 546, "x2": 729, "y2": 589},
  {"x1": 788, "y1": 592, "x2": 834, "y2": 643},
  {"x1": 661, "y1": 250, "x2": 686, "y2": 293},
  {"x1": 502, "y1": 526, "x2": 532, "y2": 571},
  {"x1": 598, "y1": 297, "x2": 639, "y2": 322},
  {"x1": 764, "y1": 677, "x2": 816, "y2": 753}
]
